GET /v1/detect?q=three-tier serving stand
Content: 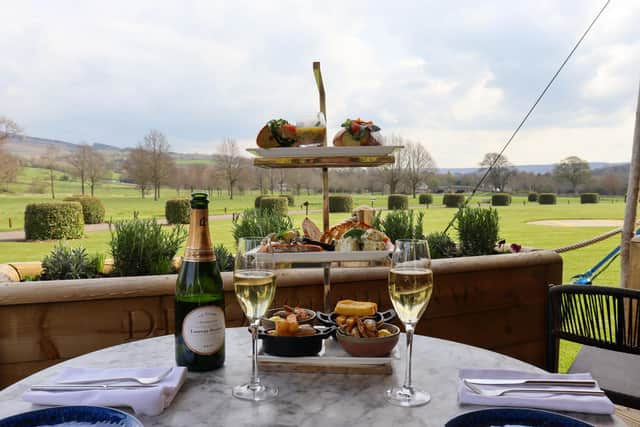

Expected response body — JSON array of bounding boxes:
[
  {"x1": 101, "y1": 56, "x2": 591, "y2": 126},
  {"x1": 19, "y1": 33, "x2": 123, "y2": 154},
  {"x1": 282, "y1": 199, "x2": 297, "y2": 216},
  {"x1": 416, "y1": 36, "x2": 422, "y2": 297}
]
[{"x1": 247, "y1": 62, "x2": 401, "y2": 312}]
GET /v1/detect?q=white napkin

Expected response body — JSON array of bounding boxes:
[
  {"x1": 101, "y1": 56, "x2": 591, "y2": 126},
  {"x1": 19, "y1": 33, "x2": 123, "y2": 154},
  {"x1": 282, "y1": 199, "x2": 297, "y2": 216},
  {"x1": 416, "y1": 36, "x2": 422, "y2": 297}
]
[
  {"x1": 23, "y1": 367, "x2": 187, "y2": 416},
  {"x1": 458, "y1": 368, "x2": 614, "y2": 415}
]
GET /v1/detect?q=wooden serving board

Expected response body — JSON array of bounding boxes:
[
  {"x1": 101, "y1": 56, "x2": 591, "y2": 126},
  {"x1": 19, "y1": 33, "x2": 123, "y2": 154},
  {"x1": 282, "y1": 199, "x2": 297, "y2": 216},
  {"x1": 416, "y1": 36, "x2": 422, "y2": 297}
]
[
  {"x1": 256, "y1": 339, "x2": 396, "y2": 375},
  {"x1": 258, "y1": 360, "x2": 392, "y2": 375}
]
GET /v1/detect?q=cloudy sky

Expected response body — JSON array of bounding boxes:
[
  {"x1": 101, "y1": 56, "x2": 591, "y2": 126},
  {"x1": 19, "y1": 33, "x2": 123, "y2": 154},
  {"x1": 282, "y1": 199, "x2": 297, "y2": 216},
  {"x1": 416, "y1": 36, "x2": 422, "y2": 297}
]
[{"x1": 1, "y1": 0, "x2": 638, "y2": 168}]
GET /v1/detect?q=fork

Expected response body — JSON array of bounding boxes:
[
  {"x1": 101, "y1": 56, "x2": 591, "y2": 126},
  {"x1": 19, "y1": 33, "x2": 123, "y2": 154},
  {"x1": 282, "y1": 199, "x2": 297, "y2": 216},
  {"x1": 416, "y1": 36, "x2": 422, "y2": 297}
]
[
  {"x1": 58, "y1": 367, "x2": 173, "y2": 385},
  {"x1": 463, "y1": 379, "x2": 605, "y2": 397}
]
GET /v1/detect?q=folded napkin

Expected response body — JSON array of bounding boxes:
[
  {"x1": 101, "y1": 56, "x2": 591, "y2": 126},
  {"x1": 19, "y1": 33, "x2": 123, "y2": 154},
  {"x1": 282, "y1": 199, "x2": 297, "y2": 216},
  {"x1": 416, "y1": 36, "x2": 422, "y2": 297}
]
[
  {"x1": 458, "y1": 369, "x2": 614, "y2": 415},
  {"x1": 23, "y1": 367, "x2": 187, "y2": 416}
]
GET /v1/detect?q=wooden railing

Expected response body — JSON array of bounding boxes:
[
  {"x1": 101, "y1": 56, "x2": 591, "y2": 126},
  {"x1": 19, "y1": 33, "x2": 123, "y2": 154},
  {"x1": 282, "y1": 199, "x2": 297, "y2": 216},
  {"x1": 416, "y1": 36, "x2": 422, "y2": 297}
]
[{"x1": 0, "y1": 251, "x2": 562, "y2": 388}]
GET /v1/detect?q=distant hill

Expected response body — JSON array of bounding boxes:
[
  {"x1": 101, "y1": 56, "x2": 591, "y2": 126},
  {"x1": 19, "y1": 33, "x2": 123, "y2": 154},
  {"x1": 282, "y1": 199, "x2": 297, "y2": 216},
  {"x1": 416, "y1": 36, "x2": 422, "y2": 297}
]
[
  {"x1": 440, "y1": 162, "x2": 627, "y2": 175},
  {"x1": 5, "y1": 134, "x2": 629, "y2": 174},
  {"x1": 5, "y1": 135, "x2": 213, "y2": 165}
]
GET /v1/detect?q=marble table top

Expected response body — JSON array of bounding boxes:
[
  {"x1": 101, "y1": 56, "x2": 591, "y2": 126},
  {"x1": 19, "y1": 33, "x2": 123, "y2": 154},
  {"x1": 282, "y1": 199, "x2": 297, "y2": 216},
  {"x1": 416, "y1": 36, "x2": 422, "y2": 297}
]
[{"x1": 0, "y1": 328, "x2": 624, "y2": 426}]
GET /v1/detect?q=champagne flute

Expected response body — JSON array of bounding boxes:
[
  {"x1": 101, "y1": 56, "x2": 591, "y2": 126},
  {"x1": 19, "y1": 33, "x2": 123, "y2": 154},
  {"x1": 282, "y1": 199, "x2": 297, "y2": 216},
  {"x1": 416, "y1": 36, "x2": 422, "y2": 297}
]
[
  {"x1": 385, "y1": 239, "x2": 433, "y2": 407},
  {"x1": 232, "y1": 237, "x2": 278, "y2": 401}
]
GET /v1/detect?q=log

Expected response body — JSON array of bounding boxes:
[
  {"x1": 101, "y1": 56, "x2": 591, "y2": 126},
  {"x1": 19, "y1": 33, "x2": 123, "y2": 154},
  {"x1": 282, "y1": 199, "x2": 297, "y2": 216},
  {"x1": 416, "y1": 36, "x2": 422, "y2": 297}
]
[{"x1": 621, "y1": 82, "x2": 640, "y2": 288}]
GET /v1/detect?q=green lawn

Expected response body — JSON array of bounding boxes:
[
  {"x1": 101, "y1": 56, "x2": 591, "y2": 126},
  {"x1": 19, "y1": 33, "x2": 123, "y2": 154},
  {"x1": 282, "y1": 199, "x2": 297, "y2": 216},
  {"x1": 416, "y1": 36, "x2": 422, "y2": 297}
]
[{"x1": 0, "y1": 169, "x2": 630, "y2": 372}]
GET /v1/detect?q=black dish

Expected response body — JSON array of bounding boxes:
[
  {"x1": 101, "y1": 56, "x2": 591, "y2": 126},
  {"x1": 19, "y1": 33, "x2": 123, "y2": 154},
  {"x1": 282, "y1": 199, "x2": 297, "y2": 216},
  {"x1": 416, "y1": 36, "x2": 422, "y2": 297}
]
[
  {"x1": 316, "y1": 308, "x2": 396, "y2": 327},
  {"x1": 259, "y1": 326, "x2": 335, "y2": 357}
]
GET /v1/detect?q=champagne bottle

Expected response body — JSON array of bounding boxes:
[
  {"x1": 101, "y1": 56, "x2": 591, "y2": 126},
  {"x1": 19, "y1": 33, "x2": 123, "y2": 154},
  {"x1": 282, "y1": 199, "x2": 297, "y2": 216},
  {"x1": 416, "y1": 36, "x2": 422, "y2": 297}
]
[{"x1": 175, "y1": 193, "x2": 225, "y2": 371}]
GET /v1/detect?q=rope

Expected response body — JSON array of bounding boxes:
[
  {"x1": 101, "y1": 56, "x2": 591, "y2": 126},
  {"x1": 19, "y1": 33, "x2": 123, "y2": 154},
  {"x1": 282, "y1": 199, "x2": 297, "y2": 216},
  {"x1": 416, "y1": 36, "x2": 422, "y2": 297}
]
[
  {"x1": 551, "y1": 222, "x2": 639, "y2": 254},
  {"x1": 443, "y1": 0, "x2": 611, "y2": 234}
]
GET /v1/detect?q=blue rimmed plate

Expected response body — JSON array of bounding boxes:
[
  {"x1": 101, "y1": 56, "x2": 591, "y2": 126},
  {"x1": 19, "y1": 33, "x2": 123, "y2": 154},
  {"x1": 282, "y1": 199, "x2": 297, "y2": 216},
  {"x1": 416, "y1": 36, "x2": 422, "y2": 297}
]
[
  {"x1": 446, "y1": 408, "x2": 594, "y2": 427},
  {"x1": 0, "y1": 406, "x2": 143, "y2": 427}
]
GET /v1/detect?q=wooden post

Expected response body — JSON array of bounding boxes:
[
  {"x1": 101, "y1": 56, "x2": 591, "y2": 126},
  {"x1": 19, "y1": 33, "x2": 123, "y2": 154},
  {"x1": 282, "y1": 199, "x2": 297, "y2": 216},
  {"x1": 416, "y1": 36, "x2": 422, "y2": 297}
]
[{"x1": 621, "y1": 83, "x2": 640, "y2": 288}]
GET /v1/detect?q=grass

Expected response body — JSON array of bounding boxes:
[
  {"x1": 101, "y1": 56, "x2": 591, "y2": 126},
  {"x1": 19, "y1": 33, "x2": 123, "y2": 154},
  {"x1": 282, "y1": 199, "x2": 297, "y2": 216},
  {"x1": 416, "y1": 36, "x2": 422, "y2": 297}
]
[{"x1": 0, "y1": 168, "x2": 631, "y2": 372}]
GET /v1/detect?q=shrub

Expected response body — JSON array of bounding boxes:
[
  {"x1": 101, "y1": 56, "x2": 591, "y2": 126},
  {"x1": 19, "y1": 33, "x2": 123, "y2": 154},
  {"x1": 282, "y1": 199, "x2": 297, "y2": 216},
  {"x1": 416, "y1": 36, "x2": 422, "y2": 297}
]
[
  {"x1": 64, "y1": 195, "x2": 106, "y2": 224},
  {"x1": 40, "y1": 242, "x2": 101, "y2": 280},
  {"x1": 329, "y1": 195, "x2": 353, "y2": 213},
  {"x1": 528, "y1": 193, "x2": 538, "y2": 202},
  {"x1": 372, "y1": 210, "x2": 424, "y2": 244},
  {"x1": 283, "y1": 194, "x2": 295, "y2": 207},
  {"x1": 29, "y1": 179, "x2": 47, "y2": 194},
  {"x1": 214, "y1": 244, "x2": 235, "y2": 272},
  {"x1": 24, "y1": 202, "x2": 84, "y2": 240},
  {"x1": 580, "y1": 193, "x2": 599, "y2": 204},
  {"x1": 388, "y1": 194, "x2": 409, "y2": 210},
  {"x1": 109, "y1": 218, "x2": 187, "y2": 276},
  {"x1": 165, "y1": 198, "x2": 191, "y2": 224},
  {"x1": 232, "y1": 209, "x2": 294, "y2": 242},
  {"x1": 254, "y1": 195, "x2": 266, "y2": 208},
  {"x1": 443, "y1": 193, "x2": 465, "y2": 208},
  {"x1": 426, "y1": 232, "x2": 457, "y2": 259},
  {"x1": 259, "y1": 197, "x2": 288, "y2": 216},
  {"x1": 457, "y1": 207, "x2": 499, "y2": 256},
  {"x1": 491, "y1": 193, "x2": 512, "y2": 206},
  {"x1": 418, "y1": 194, "x2": 433, "y2": 205},
  {"x1": 538, "y1": 193, "x2": 557, "y2": 205}
]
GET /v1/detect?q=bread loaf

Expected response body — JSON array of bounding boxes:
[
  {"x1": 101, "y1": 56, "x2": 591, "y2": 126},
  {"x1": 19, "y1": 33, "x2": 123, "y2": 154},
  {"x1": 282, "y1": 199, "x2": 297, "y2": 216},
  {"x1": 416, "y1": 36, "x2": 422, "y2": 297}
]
[{"x1": 334, "y1": 300, "x2": 377, "y2": 316}]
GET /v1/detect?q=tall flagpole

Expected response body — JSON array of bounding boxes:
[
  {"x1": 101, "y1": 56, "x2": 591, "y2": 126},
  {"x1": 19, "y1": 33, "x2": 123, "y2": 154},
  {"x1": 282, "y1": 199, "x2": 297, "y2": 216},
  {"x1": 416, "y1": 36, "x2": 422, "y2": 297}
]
[{"x1": 620, "y1": 82, "x2": 640, "y2": 288}]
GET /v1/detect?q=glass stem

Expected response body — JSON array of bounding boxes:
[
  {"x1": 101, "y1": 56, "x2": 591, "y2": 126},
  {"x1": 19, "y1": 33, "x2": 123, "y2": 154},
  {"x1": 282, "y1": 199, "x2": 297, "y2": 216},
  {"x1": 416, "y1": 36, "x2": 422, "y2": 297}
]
[
  {"x1": 402, "y1": 323, "x2": 415, "y2": 391},
  {"x1": 251, "y1": 319, "x2": 261, "y2": 387}
]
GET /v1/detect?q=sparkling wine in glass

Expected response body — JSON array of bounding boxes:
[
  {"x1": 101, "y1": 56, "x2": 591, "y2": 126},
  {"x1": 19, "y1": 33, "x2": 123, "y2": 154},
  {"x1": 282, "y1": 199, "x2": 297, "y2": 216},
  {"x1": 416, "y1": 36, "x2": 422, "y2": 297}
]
[
  {"x1": 385, "y1": 239, "x2": 433, "y2": 407},
  {"x1": 232, "y1": 237, "x2": 278, "y2": 401}
]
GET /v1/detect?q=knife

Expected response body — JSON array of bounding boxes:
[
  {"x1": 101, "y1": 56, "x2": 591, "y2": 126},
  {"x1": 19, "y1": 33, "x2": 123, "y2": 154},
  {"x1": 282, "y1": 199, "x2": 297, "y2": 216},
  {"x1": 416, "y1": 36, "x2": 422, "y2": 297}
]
[
  {"x1": 464, "y1": 378, "x2": 597, "y2": 387},
  {"x1": 30, "y1": 384, "x2": 158, "y2": 391}
]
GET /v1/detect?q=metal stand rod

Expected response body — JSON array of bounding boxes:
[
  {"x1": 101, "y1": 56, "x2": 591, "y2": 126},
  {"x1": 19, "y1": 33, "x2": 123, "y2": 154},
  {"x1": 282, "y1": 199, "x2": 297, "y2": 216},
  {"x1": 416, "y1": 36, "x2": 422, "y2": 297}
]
[{"x1": 323, "y1": 263, "x2": 331, "y2": 313}]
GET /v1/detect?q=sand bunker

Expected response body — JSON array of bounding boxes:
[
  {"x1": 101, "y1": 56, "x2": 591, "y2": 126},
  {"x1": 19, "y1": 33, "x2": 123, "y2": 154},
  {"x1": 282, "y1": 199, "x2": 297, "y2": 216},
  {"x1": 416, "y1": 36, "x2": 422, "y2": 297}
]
[{"x1": 528, "y1": 219, "x2": 623, "y2": 227}]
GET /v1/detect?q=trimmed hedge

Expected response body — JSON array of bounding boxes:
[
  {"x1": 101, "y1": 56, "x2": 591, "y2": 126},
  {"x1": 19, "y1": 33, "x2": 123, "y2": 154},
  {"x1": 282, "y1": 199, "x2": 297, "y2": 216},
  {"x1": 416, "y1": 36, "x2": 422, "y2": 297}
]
[
  {"x1": 25, "y1": 202, "x2": 84, "y2": 240},
  {"x1": 418, "y1": 194, "x2": 433, "y2": 205},
  {"x1": 538, "y1": 193, "x2": 557, "y2": 205},
  {"x1": 329, "y1": 195, "x2": 353, "y2": 213},
  {"x1": 254, "y1": 195, "x2": 266, "y2": 208},
  {"x1": 165, "y1": 198, "x2": 191, "y2": 224},
  {"x1": 580, "y1": 193, "x2": 599, "y2": 204},
  {"x1": 63, "y1": 195, "x2": 105, "y2": 224},
  {"x1": 491, "y1": 193, "x2": 512, "y2": 206},
  {"x1": 388, "y1": 194, "x2": 409, "y2": 210},
  {"x1": 259, "y1": 197, "x2": 288, "y2": 216},
  {"x1": 528, "y1": 193, "x2": 538, "y2": 202},
  {"x1": 443, "y1": 193, "x2": 465, "y2": 208},
  {"x1": 283, "y1": 194, "x2": 295, "y2": 207}
]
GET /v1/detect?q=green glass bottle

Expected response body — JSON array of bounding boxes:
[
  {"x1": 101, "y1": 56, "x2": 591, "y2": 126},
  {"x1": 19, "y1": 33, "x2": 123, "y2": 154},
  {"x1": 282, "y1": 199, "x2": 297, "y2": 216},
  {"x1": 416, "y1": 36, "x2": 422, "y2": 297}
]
[{"x1": 175, "y1": 193, "x2": 225, "y2": 371}]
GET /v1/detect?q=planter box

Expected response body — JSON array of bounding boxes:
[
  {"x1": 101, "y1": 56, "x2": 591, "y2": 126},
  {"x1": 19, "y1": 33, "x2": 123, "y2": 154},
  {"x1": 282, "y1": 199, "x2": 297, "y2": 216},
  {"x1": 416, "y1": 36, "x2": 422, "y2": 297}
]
[{"x1": 0, "y1": 251, "x2": 562, "y2": 388}]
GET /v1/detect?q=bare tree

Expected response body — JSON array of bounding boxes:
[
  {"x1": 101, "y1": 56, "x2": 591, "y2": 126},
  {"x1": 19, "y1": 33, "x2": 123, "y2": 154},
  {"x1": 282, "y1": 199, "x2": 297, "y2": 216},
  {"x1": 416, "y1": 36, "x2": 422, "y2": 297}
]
[
  {"x1": 0, "y1": 117, "x2": 22, "y2": 190},
  {"x1": 0, "y1": 154, "x2": 20, "y2": 191},
  {"x1": 87, "y1": 149, "x2": 108, "y2": 196},
  {"x1": 69, "y1": 144, "x2": 92, "y2": 195},
  {"x1": 379, "y1": 134, "x2": 406, "y2": 194},
  {"x1": 44, "y1": 146, "x2": 60, "y2": 199},
  {"x1": 553, "y1": 156, "x2": 591, "y2": 194},
  {"x1": 124, "y1": 147, "x2": 152, "y2": 198},
  {"x1": 217, "y1": 138, "x2": 242, "y2": 199},
  {"x1": 404, "y1": 141, "x2": 436, "y2": 197},
  {"x1": 479, "y1": 152, "x2": 515, "y2": 191},
  {"x1": 142, "y1": 130, "x2": 174, "y2": 201},
  {"x1": 0, "y1": 116, "x2": 21, "y2": 144}
]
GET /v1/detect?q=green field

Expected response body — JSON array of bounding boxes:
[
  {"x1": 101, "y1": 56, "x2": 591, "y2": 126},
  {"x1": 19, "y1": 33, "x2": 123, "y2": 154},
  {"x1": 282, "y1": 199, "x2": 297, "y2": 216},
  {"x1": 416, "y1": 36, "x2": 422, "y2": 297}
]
[{"x1": 0, "y1": 167, "x2": 630, "y2": 372}]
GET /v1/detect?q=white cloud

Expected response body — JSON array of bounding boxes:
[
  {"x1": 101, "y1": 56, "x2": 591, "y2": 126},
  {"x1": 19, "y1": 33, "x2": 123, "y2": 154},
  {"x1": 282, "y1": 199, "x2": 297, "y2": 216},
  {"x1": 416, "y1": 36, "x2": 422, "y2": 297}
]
[{"x1": 0, "y1": 0, "x2": 637, "y2": 167}]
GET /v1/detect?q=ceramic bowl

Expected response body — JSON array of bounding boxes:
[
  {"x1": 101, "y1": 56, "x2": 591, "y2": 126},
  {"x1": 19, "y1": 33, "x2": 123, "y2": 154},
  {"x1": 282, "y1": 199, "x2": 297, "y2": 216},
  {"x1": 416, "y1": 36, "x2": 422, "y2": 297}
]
[{"x1": 336, "y1": 323, "x2": 400, "y2": 357}]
